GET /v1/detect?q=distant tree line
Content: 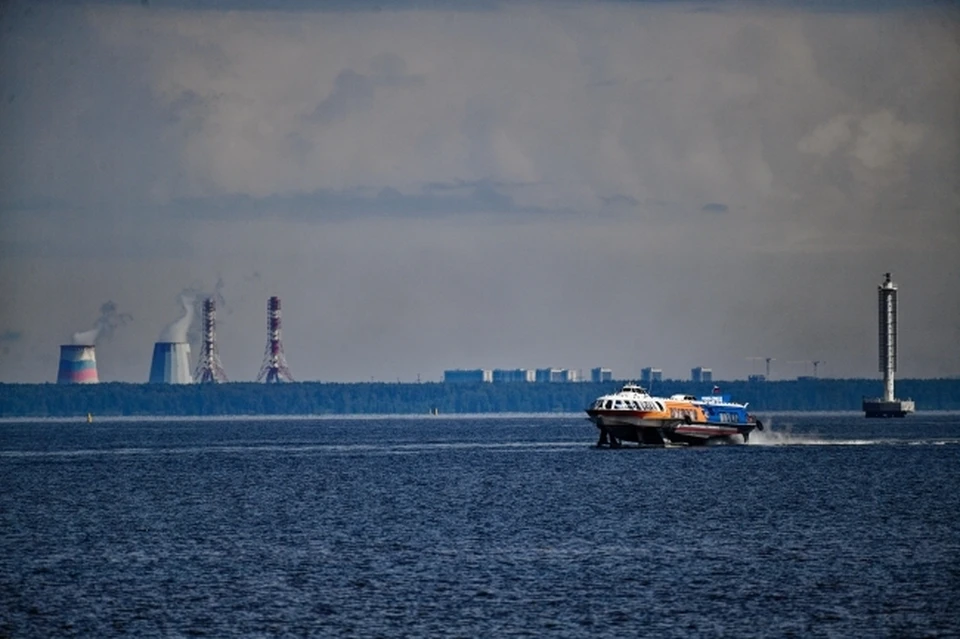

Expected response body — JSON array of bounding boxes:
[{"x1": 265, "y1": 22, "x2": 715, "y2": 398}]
[{"x1": 0, "y1": 379, "x2": 958, "y2": 418}]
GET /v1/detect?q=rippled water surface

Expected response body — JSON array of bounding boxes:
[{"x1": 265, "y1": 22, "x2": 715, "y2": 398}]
[{"x1": 2, "y1": 413, "x2": 959, "y2": 637}]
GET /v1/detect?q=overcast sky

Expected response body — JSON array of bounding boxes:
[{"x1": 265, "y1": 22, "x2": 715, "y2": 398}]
[{"x1": 1, "y1": 0, "x2": 957, "y2": 383}]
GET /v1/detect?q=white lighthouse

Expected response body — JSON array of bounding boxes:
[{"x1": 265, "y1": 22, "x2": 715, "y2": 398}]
[{"x1": 863, "y1": 273, "x2": 915, "y2": 417}]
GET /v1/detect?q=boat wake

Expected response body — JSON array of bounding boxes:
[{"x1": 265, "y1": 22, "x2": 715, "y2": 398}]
[
  {"x1": 747, "y1": 419, "x2": 960, "y2": 447},
  {"x1": 748, "y1": 429, "x2": 877, "y2": 446},
  {"x1": 0, "y1": 441, "x2": 588, "y2": 459}
]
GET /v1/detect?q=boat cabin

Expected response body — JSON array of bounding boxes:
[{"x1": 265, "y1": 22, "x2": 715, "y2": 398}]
[{"x1": 620, "y1": 384, "x2": 648, "y2": 395}]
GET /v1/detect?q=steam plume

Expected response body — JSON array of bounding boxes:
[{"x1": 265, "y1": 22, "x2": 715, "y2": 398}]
[
  {"x1": 72, "y1": 301, "x2": 133, "y2": 345},
  {"x1": 182, "y1": 277, "x2": 229, "y2": 345},
  {"x1": 158, "y1": 294, "x2": 195, "y2": 343}
]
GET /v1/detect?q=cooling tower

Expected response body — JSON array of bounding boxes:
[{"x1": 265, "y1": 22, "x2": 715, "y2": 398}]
[
  {"x1": 148, "y1": 342, "x2": 193, "y2": 384},
  {"x1": 57, "y1": 345, "x2": 99, "y2": 384}
]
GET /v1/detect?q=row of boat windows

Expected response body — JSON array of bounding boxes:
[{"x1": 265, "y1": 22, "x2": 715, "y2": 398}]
[
  {"x1": 597, "y1": 399, "x2": 665, "y2": 411},
  {"x1": 714, "y1": 412, "x2": 743, "y2": 423}
]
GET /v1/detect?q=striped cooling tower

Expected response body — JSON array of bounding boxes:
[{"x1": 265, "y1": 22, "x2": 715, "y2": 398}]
[
  {"x1": 148, "y1": 342, "x2": 193, "y2": 384},
  {"x1": 57, "y1": 345, "x2": 99, "y2": 384}
]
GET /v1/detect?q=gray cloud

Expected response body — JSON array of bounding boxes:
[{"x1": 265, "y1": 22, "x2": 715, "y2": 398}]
[
  {"x1": 307, "y1": 55, "x2": 425, "y2": 125},
  {"x1": 702, "y1": 203, "x2": 728, "y2": 213},
  {"x1": 308, "y1": 69, "x2": 376, "y2": 125},
  {"x1": 158, "y1": 180, "x2": 572, "y2": 221},
  {"x1": 0, "y1": 0, "x2": 957, "y2": 383},
  {"x1": 601, "y1": 194, "x2": 638, "y2": 207},
  {"x1": 0, "y1": 330, "x2": 23, "y2": 343}
]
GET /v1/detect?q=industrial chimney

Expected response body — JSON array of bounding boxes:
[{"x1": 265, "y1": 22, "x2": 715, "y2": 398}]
[
  {"x1": 149, "y1": 342, "x2": 193, "y2": 384},
  {"x1": 57, "y1": 345, "x2": 99, "y2": 384}
]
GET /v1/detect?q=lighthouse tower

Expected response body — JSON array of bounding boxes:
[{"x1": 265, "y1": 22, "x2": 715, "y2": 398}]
[{"x1": 863, "y1": 273, "x2": 915, "y2": 417}]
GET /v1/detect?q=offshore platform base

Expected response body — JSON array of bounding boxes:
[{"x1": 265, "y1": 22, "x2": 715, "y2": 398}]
[{"x1": 862, "y1": 398, "x2": 916, "y2": 418}]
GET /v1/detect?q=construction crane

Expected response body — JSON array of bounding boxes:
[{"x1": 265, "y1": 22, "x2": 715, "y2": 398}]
[
  {"x1": 747, "y1": 356, "x2": 775, "y2": 379},
  {"x1": 788, "y1": 359, "x2": 826, "y2": 378}
]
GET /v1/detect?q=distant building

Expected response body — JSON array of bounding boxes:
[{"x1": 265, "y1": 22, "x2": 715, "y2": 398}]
[
  {"x1": 590, "y1": 367, "x2": 613, "y2": 383},
  {"x1": 535, "y1": 368, "x2": 561, "y2": 383},
  {"x1": 691, "y1": 367, "x2": 712, "y2": 383},
  {"x1": 640, "y1": 367, "x2": 662, "y2": 384},
  {"x1": 492, "y1": 368, "x2": 535, "y2": 383},
  {"x1": 535, "y1": 368, "x2": 580, "y2": 383},
  {"x1": 443, "y1": 369, "x2": 493, "y2": 383},
  {"x1": 748, "y1": 374, "x2": 767, "y2": 383}
]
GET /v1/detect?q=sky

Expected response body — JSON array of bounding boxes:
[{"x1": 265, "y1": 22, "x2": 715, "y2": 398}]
[{"x1": 0, "y1": 0, "x2": 958, "y2": 383}]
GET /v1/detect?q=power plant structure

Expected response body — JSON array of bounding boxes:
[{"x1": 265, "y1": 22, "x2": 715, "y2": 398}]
[
  {"x1": 57, "y1": 345, "x2": 99, "y2": 384},
  {"x1": 194, "y1": 298, "x2": 228, "y2": 383},
  {"x1": 863, "y1": 273, "x2": 915, "y2": 417},
  {"x1": 149, "y1": 342, "x2": 193, "y2": 384},
  {"x1": 256, "y1": 296, "x2": 294, "y2": 383}
]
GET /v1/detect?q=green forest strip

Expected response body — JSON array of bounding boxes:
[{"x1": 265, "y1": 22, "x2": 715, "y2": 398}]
[{"x1": 1, "y1": 379, "x2": 959, "y2": 417}]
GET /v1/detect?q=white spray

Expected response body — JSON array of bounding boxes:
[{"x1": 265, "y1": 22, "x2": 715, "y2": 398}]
[{"x1": 747, "y1": 417, "x2": 877, "y2": 446}]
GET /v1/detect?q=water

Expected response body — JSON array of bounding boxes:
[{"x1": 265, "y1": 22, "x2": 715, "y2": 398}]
[{"x1": 1, "y1": 413, "x2": 959, "y2": 637}]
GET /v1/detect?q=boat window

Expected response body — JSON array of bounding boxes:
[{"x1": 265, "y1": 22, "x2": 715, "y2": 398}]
[
  {"x1": 604, "y1": 400, "x2": 612, "y2": 409},
  {"x1": 614, "y1": 400, "x2": 623, "y2": 409}
]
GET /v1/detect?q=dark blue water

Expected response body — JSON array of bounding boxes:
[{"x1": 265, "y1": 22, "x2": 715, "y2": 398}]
[{"x1": 2, "y1": 413, "x2": 959, "y2": 637}]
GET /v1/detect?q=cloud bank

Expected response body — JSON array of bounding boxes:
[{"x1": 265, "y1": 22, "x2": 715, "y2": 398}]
[{"x1": 0, "y1": 1, "x2": 957, "y2": 382}]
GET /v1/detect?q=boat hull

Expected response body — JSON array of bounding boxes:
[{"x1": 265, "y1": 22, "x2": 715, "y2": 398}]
[{"x1": 587, "y1": 410, "x2": 758, "y2": 447}]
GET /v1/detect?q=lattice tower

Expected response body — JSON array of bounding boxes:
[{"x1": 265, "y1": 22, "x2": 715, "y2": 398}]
[
  {"x1": 194, "y1": 298, "x2": 228, "y2": 383},
  {"x1": 256, "y1": 296, "x2": 294, "y2": 383}
]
